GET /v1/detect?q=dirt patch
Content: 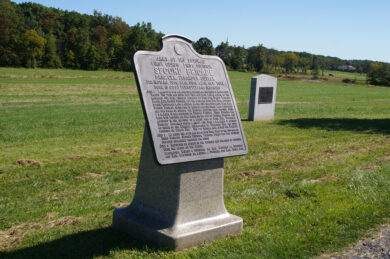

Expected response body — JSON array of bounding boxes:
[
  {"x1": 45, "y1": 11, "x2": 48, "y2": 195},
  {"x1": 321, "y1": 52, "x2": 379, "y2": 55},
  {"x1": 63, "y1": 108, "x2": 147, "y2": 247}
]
[
  {"x1": 240, "y1": 169, "x2": 280, "y2": 177},
  {"x1": 379, "y1": 155, "x2": 390, "y2": 162},
  {"x1": 0, "y1": 216, "x2": 82, "y2": 250},
  {"x1": 110, "y1": 148, "x2": 130, "y2": 154},
  {"x1": 240, "y1": 171, "x2": 263, "y2": 177},
  {"x1": 240, "y1": 170, "x2": 280, "y2": 181},
  {"x1": 119, "y1": 168, "x2": 137, "y2": 173},
  {"x1": 64, "y1": 154, "x2": 88, "y2": 160},
  {"x1": 14, "y1": 159, "x2": 43, "y2": 167},
  {"x1": 310, "y1": 175, "x2": 339, "y2": 184},
  {"x1": 75, "y1": 145, "x2": 89, "y2": 149},
  {"x1": 45, "y1": 212, "x2": 59, "y2": 219},
  {"x1": 111, "y1": 189, "x2": 129, "y2": 195},
  {"x1": 53, "y1": 179, "x2": 64, "y2": 184},
  {"x1": 75, "y1": 172, "x2": 107, "y2": 179},
  {"x1": 361, "y1": 165, "x2": 381, "y2": 170},
  {"x1": 320, "y1": 224, "x2": 390, "y2": 258},
  {"x1": 268, "y1": 179, "x2": 282, "y2": 185},
  {"x1": 111, "y1": 203, "x2": 129, "y2": 209},
  {"x1": 0, "y1": 223, "x2": 31, "y2": 250},
  {"x1": 47, "y1": 216, "x2": 81, "y2": 227}
]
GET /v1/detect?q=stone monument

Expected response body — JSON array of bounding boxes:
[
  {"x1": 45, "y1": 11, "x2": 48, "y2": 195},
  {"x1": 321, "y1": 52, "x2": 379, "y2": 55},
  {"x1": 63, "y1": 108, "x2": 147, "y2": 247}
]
[
  {"x1": 248, "y1": 74, "x2": 277, "y2": 121},
  {"x1": 112, "y1": 35, "x2": 248, "y2": 250}
]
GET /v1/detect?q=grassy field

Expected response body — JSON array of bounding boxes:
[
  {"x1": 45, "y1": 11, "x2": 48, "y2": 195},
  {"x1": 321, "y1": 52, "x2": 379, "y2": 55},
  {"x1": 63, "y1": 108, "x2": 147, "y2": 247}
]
[
  {"x1": 0, "y1": 67, "x2": 389, "y2": 258},
  {"x1": 324, "y1": 70, "x2": 366, "y2": 81}
]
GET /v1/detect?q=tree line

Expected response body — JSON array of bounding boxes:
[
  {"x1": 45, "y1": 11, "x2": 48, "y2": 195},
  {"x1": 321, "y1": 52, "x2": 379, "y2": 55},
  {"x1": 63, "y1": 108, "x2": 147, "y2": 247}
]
[
  {"x1": 0, "y1": 0, "x2": 163, "y2": 70},
  {"x1": 1, "y1": 0, "x2": 389, "y2": 86},
  {"x1": 194, "y1": 37, "x2": 390, "y2": 86}
]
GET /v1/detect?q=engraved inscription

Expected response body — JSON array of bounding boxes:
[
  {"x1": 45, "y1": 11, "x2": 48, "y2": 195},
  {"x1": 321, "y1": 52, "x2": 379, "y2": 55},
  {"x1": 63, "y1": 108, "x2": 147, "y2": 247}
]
[
  {"x1": 134, "y1": 37, "x2": 247, "y2": 164},
  {"x1": 258, "y1": 87, "x2": 273, "y2": 104}
]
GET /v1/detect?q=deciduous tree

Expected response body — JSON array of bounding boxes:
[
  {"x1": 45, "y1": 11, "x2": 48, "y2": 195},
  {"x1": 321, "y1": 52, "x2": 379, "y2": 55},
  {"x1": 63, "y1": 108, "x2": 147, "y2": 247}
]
[
  {"x1": 21, "y1": 29, "x2": 46, "y2": 67},
  {"x1": 193, "y1": 37, "x2": 215, "y2": 55}
]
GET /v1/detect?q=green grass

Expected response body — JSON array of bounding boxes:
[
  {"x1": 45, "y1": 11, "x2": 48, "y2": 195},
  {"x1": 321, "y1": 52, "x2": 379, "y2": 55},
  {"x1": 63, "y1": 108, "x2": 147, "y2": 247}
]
[
  {"x1": 0, "y1": 68, "x2": 389, "y2": 258},
  {"x1": 0, "y1": 67, "x2": 132, "y2": 77},
  {"x1": 325, "y1": 70, "x2": 367, "y2": 80}
]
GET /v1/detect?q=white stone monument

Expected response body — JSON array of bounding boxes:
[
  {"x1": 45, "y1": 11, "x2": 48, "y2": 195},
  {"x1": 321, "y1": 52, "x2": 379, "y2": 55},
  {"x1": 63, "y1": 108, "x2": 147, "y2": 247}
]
[
  {"x1": 112, "y1": 35, "x2": 248, "y2": 250},
  {"x1": 248, "y1": 74, "x2": 277, "y2": 121}
]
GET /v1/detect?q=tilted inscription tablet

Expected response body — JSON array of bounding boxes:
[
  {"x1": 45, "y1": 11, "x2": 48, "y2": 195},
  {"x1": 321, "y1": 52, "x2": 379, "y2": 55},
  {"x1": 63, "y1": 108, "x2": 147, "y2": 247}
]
[{"x1": 133, "y1": 35, "x2": 248, "y2": 164}]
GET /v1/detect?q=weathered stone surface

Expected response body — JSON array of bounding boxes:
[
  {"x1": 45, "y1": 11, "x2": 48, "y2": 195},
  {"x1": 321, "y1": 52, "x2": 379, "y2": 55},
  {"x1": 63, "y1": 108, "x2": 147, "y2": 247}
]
[
  {"x1": 113, "y1": 35, "x2": 244, "y2": 250},
  {"x1": 133, "y1": 35, "x2": 247, "y2": 165},
  {"x1": 112, "y1": 127, "x2": 243, "y2": 250},
  {"x1": 248, "y1": 74, "x2": 277, "y2": 121}
]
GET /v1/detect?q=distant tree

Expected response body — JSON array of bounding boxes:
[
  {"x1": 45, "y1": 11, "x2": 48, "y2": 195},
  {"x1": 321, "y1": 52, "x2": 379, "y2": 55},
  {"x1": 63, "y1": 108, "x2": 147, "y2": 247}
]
[
  {"x1": 317, "y1": 56, "x2": 327, "y2": 76},
  {"x1": 247, "y1": 45, "x2": 266, "y2": 72},
  {"x1": 108, "y1": 34, "x2": 123, "y2": 70},
  {"x1": 21, "y1": 29, "x2": 46, "y2": 67},
  {"x1": 215, "y1": 41, "x2": 233, "y2": 67},
  {"x1": 355, "y1": 63, "x2": 362, "y2": 75},
  {"x1": 311, "y1": 56, "x2": 320, "y2": 76},
  {"x1": 124, "y1": 22, "x2": 162, "y2": 70},
  {"x1": 39, "y1": 10, "x2": 60, "y2": 34},
  {"x1": 87, "y1": 45, "x2": 99, "y2": 70},
  {"x1": 110, "y1": 18, "x2": 131, "y2": 36},
  {"x1": 43, "y1": 33, "x2": 61, "y2": 68},
  {"x1": 0, "y1": 0, "x2": 20, "y2": 66},
  {"x1": 193, "y1": 37, "x2": 215, "y2": 55},
  {"x1": 265, "y1": 49, "x2": 280, "y2": 73},
  {"x1": 297, "y1": 57, "x2": 310, "y2": 74},
  {"x1": 92, "y1": 25, "x2": 108, "y2": 49},
  {"x1": 367, "y1": 62, "x2": 390, "y2": 86},
  {"x1": 65, "y1": 49, "x2": 76, "y2": 68},
  {"x1": 0, "y1": 0, "x2": 387, "y2": 72},
  {"x1": 230, "y1": 46, "x2": 247, "y2": 70},
  {"x1": 282, "y1": 52, "x2": 298, "y2": 73},
  {"x1": 66, "y1": 27, "x2": 90, "y2": 69}
]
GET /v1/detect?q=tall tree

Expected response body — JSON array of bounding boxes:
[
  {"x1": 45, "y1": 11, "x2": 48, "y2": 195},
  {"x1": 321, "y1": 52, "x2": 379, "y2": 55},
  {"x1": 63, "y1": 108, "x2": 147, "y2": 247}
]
[
  {"x1": 21, "y1": 29, "x2": 46, "y2": 67},
  {"x1": 247, "y1": 45, "x2": 266, "y2": 72},
  {"x1": 43, "y1": 33, "x2": 61, "y2": 68},
  {"x1": 216, "y1": 41, "x2": 233, "y2": 67},
  {"x1": 108, "y1": 34, "x2": 123, "y2": 70},
  {"x1": 367, "y1": 62, "x2": 390, "y2": 86},
  {"x1": 193, "y1": 37, "x2": 215, "y2": 55},
  {"x1": 282, "y1": 52, "x2": 298, "y2": 73},
  {"x1": 0, "y1": 0, "x2": 20, "y2": 66},
  {"x1": 231, "y1": 46, "x2": 247, "y2": 70}
]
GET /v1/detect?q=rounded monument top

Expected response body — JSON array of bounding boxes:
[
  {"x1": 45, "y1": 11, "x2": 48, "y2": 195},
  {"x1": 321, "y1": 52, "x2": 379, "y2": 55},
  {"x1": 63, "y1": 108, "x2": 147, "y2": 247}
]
[{"x1": 162, "y1": 34, "x2": 192, "y2": 44}]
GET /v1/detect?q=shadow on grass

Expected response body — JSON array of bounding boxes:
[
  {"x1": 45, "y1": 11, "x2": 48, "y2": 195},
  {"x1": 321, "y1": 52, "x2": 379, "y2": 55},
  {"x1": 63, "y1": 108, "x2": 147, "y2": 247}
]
[
  {"x1": 0, "y1": 227, "x2": 160, "y2": 259},
  {"x1": 277, "y1": 118, "x2": 390, "y2": 134}
]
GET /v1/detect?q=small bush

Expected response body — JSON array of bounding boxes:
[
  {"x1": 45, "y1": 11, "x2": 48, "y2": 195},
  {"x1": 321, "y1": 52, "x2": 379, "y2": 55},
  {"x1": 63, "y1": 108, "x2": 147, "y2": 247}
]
[{"x1": 342, "y1": 78, "x2": 356, "y2": 84}]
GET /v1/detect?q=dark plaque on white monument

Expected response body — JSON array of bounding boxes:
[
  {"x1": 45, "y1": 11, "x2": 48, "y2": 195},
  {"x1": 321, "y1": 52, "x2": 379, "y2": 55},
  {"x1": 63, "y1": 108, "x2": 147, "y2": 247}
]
[
  {"x1": 133, "y1": 35, "x2": 248, "y2": 164},
  {"x1": 258, "y1": 87, "x2": 273, "y2": 104}
]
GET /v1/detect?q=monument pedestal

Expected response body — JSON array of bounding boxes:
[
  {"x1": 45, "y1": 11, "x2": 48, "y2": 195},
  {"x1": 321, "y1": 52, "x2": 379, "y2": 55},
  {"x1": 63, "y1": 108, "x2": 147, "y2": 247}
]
[{"x1": 112, "y1": 128, "x2": 243, "y2": 250}]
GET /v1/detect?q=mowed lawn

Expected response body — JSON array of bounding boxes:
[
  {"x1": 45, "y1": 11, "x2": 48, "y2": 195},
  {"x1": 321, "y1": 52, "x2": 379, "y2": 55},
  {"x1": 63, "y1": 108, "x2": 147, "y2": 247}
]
[{"x1": 0, "y1": 68, "x2": 389, "y2": 258}]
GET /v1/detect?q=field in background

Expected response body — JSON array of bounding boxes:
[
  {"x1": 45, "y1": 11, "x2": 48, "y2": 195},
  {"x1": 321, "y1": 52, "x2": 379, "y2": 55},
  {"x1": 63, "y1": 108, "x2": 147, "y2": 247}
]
[
  {"x1": 324, "y1": 70, "x2": 366, "y2": 81},
  {"x1": 0, "y1": 68, "x2": 389, "y2": 258}
]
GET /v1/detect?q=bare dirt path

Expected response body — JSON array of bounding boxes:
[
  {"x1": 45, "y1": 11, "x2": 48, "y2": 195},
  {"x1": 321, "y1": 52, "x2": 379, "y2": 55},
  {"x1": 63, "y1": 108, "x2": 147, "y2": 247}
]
[{"x1": 320, "y1": 224, "x2": 390, "y2": 258}]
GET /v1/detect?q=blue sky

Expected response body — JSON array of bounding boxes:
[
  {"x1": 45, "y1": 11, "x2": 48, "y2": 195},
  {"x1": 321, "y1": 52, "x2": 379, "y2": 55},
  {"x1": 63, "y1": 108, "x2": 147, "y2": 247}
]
[{"x1": 13, "y1": 0, "x2": 390, "y2": 62}]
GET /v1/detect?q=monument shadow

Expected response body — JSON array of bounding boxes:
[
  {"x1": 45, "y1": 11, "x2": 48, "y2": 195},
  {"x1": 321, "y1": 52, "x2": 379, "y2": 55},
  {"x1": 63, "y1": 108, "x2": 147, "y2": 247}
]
[
  {"x1": 0, "y1": 227, "x2": 161, "y2": 259},
  {"x1": 277, "y1": 118, "x2": 390, "y2": 135}
]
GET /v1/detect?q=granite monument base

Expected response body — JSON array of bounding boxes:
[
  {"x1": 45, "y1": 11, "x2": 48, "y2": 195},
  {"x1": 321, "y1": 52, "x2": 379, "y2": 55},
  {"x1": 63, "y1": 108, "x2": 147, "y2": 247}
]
[{"x1": 112, "y1": 127, "x2": 243, "y2": 250}]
